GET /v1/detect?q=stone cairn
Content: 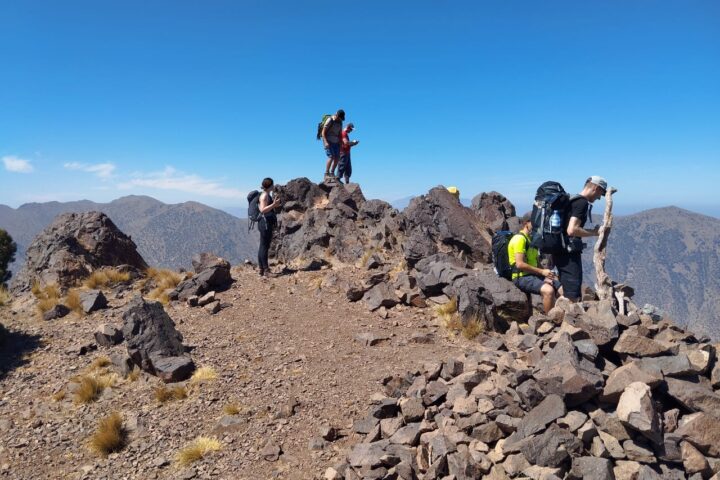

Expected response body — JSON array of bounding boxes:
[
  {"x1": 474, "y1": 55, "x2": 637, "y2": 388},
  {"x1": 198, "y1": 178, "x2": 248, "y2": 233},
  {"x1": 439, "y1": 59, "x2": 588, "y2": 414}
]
[{"x1": 326, "y1": 296, "x2": 720, "y2": 480}]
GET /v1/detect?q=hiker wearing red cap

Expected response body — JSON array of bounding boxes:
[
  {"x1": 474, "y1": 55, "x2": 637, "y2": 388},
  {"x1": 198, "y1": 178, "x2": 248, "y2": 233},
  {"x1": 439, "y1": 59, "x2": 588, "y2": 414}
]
[
  {"x1": 339, "y1": 123, "x2": 359, "y2": 184},
  {"x1": 553, "y1": 176, "x2": 607, "y2": 301}
]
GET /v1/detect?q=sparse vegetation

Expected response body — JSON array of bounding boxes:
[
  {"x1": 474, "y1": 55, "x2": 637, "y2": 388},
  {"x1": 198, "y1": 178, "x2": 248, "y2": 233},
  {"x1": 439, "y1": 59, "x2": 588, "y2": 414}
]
[
  {"x1": 51, "y1": 390, "x2": 66, "y2": 402},
  {"x1": 0, "y1": 229, "x2": 16, "y2": 286},
  {"x1": 175, "y1": 437, "x2": 221, "y2": 466},
  {"x1": 126, "y1": 366, "x2": 141, "y2": 382},
  {"x1": 90, "y1": 356, "x2": 112, "y2": 370},
  {"x1": 190, "y1": 366, "x2": 218, "y2": 384},
  {"x1": 461, "y1": 318, "x2": 484, "y2": 339},
  {"x1": 83, "y1": 268, "x2": 131, "y2": 290},
  {"x1": 0, "y1": 286, "x2": 10, "y2": 306},
  {"x1": 223, "y1": 403, "x2": 242, "y2": 415},
  {"x1": 64, "y1": 288, "x2": 82, "y2": 314},
  {"x1": 434, "y1": 297, "x2": 484, "y2": 339},
  {"x1": 434, "y1": 296, "x2": 458, "y2": 325},
  {"x1": 87, "y1": 412, "x2": 125, "y2": 457},
  {"x1": 155, "y1": 385, "x2": 188, "y2": 403},
  {"x1": 32, "y1": 282, "x2": 62, "y2": 315},
  {"x1": 73, "y1": 375, "x2": 102, "y2": 404},
  {"x1": 144, "y1": 267, "x2": 182, "y2": 305}
]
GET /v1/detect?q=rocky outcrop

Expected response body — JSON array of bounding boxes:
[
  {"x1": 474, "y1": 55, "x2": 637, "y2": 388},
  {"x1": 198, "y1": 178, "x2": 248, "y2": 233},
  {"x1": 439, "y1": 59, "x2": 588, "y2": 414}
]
[
  {"x1": 271, "y1": 178, "x2": 404, "y2": 270},
  {"x1": 403, "y1": 187, "x2": 493, "y2": 267},
  {"x1": 121, "y1": 296, "x2": 194, "y2": 382},
  {"x1": 12, "y1": 211, "x2": 147, "y2": 291},
  {"x1": 329, "y1": 295, "x2": 720, "y2": 479},
  {"x1": 471, "y1": 191, "x2": 518, "y2": 232}
]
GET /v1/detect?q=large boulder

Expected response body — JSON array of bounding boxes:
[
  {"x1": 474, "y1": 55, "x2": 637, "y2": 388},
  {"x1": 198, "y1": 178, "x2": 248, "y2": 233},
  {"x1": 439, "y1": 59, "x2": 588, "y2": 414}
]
[
  {"x1": 121, "y1": 296, "x2": 194, "y2": 382},
  {"x1": 12, "y1": 211, "x2": 147, "y2": 291},
  {"x1": 403, "y1": 187, "x2": 493, "y2": 267},
  {"x1": 470, "y1": 191, "x2": 517, "y2": 232}
]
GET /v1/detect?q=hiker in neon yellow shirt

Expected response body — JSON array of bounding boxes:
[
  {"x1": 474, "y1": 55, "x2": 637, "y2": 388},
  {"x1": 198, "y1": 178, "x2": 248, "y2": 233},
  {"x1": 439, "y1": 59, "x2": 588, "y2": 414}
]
[{"x1": 508, "y1": 213, "x2": 563, "y2": 313}]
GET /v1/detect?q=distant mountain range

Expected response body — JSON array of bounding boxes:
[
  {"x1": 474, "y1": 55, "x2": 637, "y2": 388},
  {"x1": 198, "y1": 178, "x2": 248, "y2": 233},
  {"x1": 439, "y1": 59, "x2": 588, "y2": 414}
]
[
  {"x1": 582, "y1": 206, "x2": 720, "y2": 340},
  {"x1": 0, "y1": 196, "x2": 258, "y2": 272}
]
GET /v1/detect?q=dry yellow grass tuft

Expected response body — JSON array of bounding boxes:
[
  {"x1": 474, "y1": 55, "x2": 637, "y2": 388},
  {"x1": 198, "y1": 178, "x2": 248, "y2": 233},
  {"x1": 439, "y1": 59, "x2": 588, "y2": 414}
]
[
  {"x1": 0, "y1": 286, "x2": 10, "y2": 306},
  {"x1": 87, "y1": 412, "x2": 125, "y2": 457},
  {"x1": 90, "y1": 356, "x2": 112, "y2": 370},
  {"x1": 461, "y1": 319, "x2": 484, "y2": 339},
  {"x1": 64, "y1": 288, "x2": 82, "y2": 314},
  {"x1": 175, "y1": 437, "x2": 221, "y2": 466},
  {"x1": 83, "y1": 268, "x2": 131, "y2": 290},
  {"x1": 223, "y1": 403, "x2": 242, "y2": 415},
  {"x1": 190, "y1": 366, "x2": 218, "y2": 384},
  {"x1": 145, "y1": 268, "x2": 182, "y2": 304},
  {"x1": 51, "y1": 390, "x2": 66, "y2": 402},
  {"x1": 73, "y1": 375, "x2": 101, "y2": 404},
  {"x1": 155, "y1": 385, "x2": 188, "y2": 403},
  {"x1": 126, "y1": 366, "x2": 141, "y2": 382},
  {"x1": 33, "y1": 282, "x2": 62, "y2": 314}
]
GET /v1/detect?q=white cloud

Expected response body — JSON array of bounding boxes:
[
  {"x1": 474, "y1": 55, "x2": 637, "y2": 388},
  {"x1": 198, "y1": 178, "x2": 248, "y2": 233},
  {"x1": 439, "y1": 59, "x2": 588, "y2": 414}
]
[
  {"x1": 64, "y1": 162, "x2": 116, "y2": 179},
  {"x1": 2, "y1": 155, "x2": 34, "y2": 173},
  {"x1": 118, "y1": 166, "x2": 244, "y2": 199}
]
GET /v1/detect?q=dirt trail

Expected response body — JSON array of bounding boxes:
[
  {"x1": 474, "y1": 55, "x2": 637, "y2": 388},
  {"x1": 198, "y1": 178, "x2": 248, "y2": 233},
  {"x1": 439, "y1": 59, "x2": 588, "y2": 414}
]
[{"x1": 0, "y1": 266, "x2": 472, "y2": 479}]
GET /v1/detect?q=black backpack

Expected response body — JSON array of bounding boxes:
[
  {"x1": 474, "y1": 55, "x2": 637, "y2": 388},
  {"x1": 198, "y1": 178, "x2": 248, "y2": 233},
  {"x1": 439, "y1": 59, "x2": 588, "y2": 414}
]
[
  {"x1": 529, "y1": 181, "x2": 571, "y2": 254},
  {"x1": 492, "y1": 230, "x2": 516, "y2": 280},
  {"x1": 247, "y1": 190, "x2": 261, "y2": 231}
]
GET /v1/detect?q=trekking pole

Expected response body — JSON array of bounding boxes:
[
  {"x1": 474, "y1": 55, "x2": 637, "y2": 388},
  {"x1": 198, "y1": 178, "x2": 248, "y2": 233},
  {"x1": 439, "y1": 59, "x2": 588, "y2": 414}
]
[{"x1": 593, "y1": 187, "x2": 618, "y2": 302}]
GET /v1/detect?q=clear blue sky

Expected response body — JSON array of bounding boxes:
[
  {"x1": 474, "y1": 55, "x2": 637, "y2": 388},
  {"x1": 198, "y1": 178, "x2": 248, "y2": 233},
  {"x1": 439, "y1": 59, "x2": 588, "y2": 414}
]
[{"x1": 1, "y1": 1, "x2": 719, "y2": 217}]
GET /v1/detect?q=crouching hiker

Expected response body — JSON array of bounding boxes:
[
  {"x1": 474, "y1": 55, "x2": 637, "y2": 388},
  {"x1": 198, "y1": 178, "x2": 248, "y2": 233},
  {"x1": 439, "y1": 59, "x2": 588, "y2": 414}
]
[
  {"x1": 509, "y1": 213, "x2": 563, "y2": 313},
  {"x1": 250, "y1": 178, "x2": 281, "y2": 277}
]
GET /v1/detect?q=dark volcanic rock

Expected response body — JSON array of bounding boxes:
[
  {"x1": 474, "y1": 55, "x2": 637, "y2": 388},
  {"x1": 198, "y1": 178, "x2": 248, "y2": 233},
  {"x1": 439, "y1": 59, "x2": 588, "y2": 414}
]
[
  {"x1": 94, "y1": 323, "x2": 124, "y2": 347},
  {"x1": 470, "y1": 191, "x2": 517, "y2": 232},
  {"x1": 174, "y1": 254, "x2": 232, "y2": 300},
  {"x1": 519, "y1": 425, "x2": 582, "y2": 467},
  {"x1": 403, "y1": 186, "x2": 492, "y2": 267},
  {"x1": 121, "y1": 295, "x2": 194, "y2": 382},
  {"x1": 363, "y1": 282, "x2": 400, "y2": 311},
  {"x1": 80, "y1": 289, "x2": 108, "y2": 313},
  {"x1": 43, "y1": 304, "x2": 70, "y2": 321},
  {"x1": 12, "y1": 211, "x2": 148, "y2": 291}
]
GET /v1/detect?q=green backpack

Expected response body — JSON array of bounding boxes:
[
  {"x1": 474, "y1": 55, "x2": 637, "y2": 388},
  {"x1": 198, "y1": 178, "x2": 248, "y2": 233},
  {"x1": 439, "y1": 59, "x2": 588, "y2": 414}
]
[{"x1": 316, "y1": 114, "x2": 333, "y2": 140}]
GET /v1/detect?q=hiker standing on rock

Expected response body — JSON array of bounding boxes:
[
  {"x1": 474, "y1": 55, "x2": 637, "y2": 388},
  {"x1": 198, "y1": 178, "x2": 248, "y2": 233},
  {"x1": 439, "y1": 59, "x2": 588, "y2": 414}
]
[
  {"x1": 338, "y1": 122, "x2": 359, "y2": 184},
  {"x1": 509, "y1": 212, "x2": 563, "y2": 313},
  {"x1": 322, "y1": 109, "x2": 345, "y2": 179},
  {"x1": 554, "y1": 176, "x2": 607, "y2": 301},
  {"x1": 257, "y1": 178, "x2": 281, "y2": 277}
]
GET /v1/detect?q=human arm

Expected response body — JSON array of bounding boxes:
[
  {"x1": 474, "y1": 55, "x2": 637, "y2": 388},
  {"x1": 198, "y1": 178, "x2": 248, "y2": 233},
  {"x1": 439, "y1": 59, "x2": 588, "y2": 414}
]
[
  {"x1": 566, "y1": 217, "x2": 600, "y2": 237},
  {"x1": 259, "y1": 192, "x2": 281, "y2": 214},
  {"x1": 514, "y1": 252, "x2": 554, "y2": 278}
]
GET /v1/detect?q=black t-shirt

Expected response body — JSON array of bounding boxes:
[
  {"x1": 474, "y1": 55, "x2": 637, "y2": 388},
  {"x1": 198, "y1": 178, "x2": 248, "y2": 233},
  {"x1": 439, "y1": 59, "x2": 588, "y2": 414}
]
[{"x1": 568, "y1": 195, "x2": 590, "y2": 229}]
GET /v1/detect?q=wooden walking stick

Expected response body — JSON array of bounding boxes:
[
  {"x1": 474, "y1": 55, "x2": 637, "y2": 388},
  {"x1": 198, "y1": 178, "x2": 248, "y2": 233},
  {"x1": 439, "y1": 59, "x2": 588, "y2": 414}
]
[{"x1": 594, "y1": 187, "x2": 618, "y2": 301}]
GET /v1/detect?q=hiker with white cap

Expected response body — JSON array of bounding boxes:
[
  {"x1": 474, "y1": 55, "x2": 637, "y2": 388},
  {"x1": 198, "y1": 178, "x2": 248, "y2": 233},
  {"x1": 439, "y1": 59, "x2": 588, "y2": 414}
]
[{"x1": 553, "y1": 175, "x2": 607, "y2": 302}]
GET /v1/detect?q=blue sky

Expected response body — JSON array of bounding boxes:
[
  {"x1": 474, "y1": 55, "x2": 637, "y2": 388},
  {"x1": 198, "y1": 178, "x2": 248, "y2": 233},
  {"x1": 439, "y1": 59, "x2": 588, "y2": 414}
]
[{"x1": 1, "y1": 1, "x2": 719, "y2": 217}]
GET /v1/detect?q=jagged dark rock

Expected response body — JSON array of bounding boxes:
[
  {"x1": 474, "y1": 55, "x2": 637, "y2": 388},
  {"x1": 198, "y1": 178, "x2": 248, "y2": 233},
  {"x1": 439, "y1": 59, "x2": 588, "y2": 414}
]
[
  {"x1": 470, "y1": 191, "x2": 517, "y2": 232},
  {"x1": 173, "y1": 253, "x2": 232, "y2": 301},
  {"x1": 12, "y1": 211, "x2": 147, "y2": 291},
  {"x1": 121, "y1": 295, "x2": 194, "y2": 382}
]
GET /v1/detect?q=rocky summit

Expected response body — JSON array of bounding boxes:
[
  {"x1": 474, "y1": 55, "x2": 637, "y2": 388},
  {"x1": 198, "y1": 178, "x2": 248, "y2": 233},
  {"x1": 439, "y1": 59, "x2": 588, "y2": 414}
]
[{"x1": 1, "y1": 177, "x2": 719, "y2": 480}]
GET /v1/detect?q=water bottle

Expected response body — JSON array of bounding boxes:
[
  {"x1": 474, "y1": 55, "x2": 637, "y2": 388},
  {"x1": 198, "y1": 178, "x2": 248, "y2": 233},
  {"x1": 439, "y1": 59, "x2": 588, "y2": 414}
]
[{"x1": 550, "y1": 210, "x2": 562, "y2": 232}]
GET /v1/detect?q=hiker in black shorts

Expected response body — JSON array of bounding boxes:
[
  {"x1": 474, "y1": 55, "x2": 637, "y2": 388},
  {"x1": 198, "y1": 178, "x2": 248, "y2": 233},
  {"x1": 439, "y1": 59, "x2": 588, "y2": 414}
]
[
  {"x1": 257, "y1": 177, "x2": 281, "y2": 277},
  {"x1": 553, "y1": 176, "x2": 607, "y2": 301}
]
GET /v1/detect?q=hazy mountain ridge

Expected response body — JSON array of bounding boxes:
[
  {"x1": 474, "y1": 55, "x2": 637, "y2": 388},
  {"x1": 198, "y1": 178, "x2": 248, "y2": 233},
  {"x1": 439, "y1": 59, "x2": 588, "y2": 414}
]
[
  {"x1": 0, "y1": 196, "x2": 258, "y2": 271},
  {"x1": 583, "y1": 206, "x2": 720, "y2": 339}
]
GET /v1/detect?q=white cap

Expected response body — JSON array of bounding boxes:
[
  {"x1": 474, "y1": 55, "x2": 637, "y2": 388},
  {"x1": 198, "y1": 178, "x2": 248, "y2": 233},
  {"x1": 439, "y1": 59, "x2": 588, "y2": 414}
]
[{"x1": 589, "y1": 175, "x2": 607, "y2": 193}]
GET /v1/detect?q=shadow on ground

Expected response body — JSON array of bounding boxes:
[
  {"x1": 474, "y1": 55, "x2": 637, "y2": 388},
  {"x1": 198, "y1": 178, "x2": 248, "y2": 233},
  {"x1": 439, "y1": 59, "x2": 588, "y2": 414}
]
[{"x1": 0, "y1": 322, "x2": 42, "y2": 380}]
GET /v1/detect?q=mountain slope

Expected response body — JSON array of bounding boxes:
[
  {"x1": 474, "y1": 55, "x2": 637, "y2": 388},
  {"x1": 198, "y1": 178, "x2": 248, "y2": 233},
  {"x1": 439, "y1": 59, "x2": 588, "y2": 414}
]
[
  {"x1": 0, "y1": 196, "x2": 258, "y2": 271},
  {"x1": 583, "y1": 206, "x2": 720, "y2": 339}
]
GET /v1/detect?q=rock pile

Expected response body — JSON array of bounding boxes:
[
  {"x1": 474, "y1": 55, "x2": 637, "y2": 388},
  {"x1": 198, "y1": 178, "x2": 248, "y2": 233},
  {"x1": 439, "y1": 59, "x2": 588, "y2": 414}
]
[
  {"x1": 11, "y1": 211, "x2": 147, "y2": 291},
  {"x1": 328, "y1": 297, "x2": 720, "y2": 480}
]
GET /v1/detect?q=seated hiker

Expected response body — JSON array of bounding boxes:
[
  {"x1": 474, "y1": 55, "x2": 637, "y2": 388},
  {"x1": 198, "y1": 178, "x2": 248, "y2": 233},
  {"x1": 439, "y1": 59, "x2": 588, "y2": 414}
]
[{"x1": 508, "y1": 212, "x2": 563, "y2": 313}]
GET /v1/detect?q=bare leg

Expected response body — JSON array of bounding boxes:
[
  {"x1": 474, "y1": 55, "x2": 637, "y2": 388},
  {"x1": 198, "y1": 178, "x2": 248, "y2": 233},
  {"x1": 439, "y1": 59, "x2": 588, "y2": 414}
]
[{"x1": 540, "y1": 283, "x2": 556, "y2": 313}]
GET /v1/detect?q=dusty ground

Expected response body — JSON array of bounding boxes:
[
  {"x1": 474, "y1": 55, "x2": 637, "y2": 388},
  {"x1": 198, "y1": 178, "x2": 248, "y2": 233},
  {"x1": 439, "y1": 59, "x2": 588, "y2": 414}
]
[{"x1": 0, "y1": 265, "x2": 475, "y2": 480}]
